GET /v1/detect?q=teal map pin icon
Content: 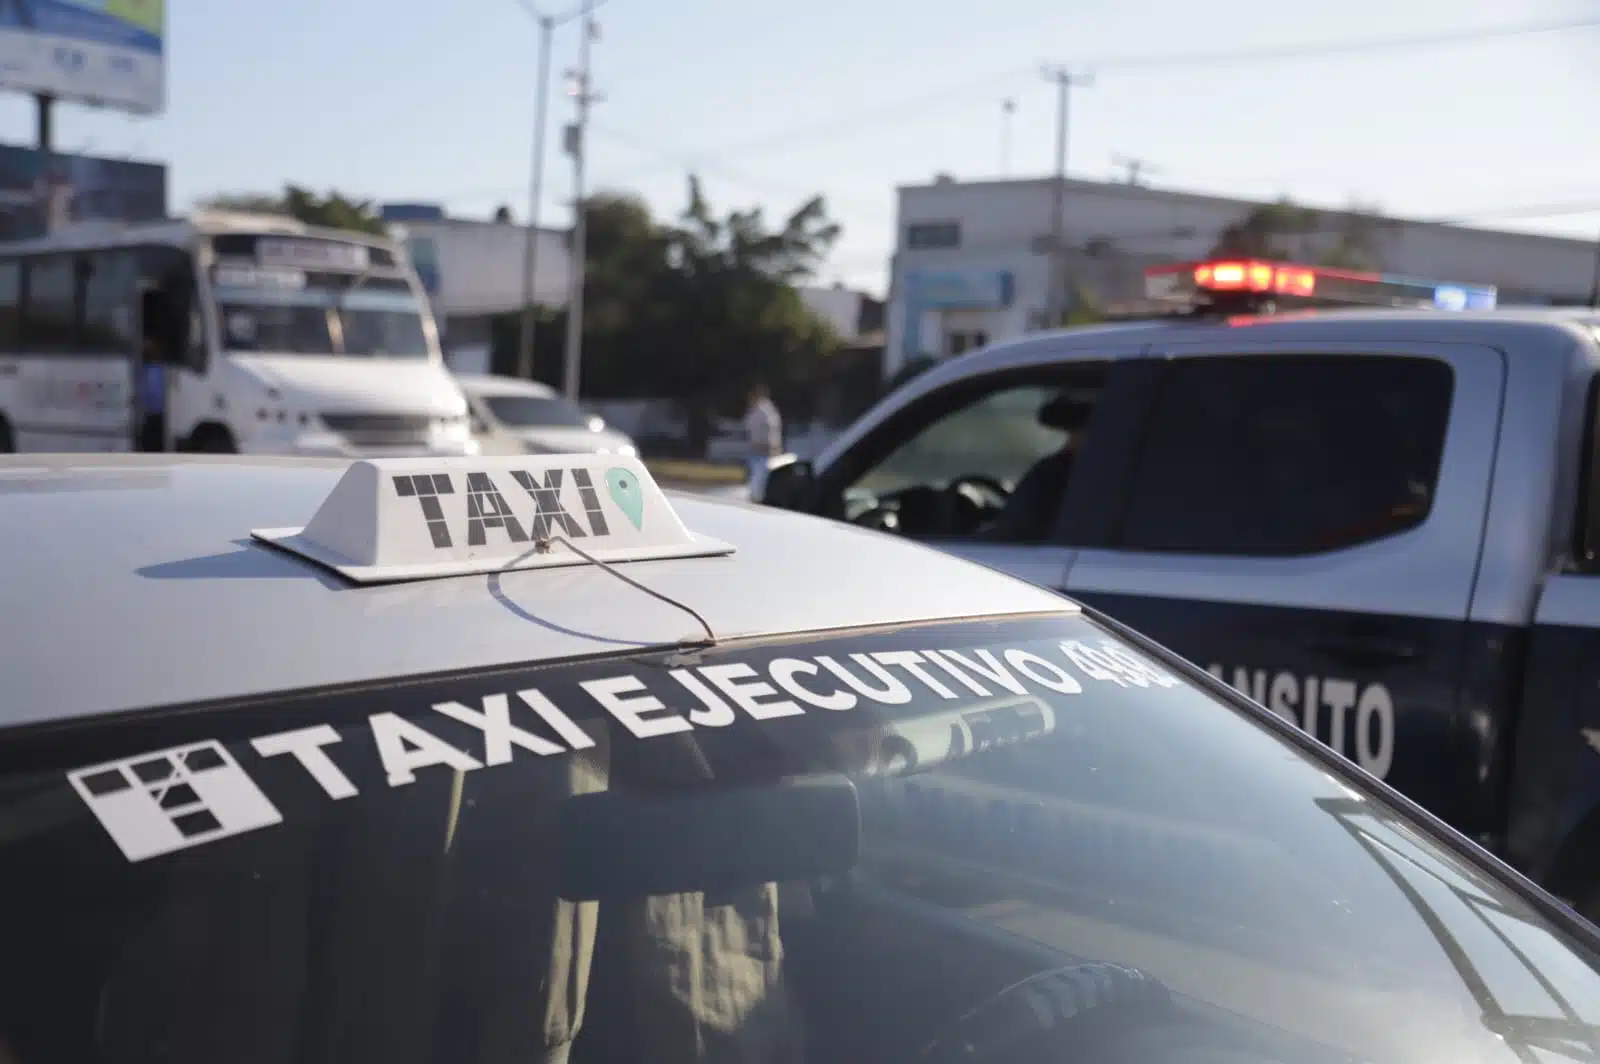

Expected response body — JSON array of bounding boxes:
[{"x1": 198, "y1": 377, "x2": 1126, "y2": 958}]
[{"x1": 605, "y1": 468, "x2": 645, "y2": 530}]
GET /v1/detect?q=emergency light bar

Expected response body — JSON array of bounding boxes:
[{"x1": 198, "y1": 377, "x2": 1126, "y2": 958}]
[{"x1": 1145, "y1": 258, "x2": 1497, "y2": 313}]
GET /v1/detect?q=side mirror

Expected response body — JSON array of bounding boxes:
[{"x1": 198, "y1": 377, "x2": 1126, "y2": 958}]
[
  {"x1": 556, "y1": 775, "x2": 861, "y2": 901},
  {"x1": 761, "y1": 455, "x2": 815, "y2": 510}
]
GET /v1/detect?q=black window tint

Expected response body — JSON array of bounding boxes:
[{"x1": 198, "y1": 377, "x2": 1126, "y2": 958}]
[
  {"x1": 23, "y1": 255, "x2": 78, "y2": 352},
  {"x1": 0, "y1": 259, "x2": 18, "y2": 351},
  {"x1": 1120, "y1": 355, "x2": 1454, "y2": 556},
  {"x1": 80, "y1": 251, "x2": 137, "y2": 354}
]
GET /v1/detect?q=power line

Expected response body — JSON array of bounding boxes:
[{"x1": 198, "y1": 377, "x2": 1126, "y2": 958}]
[
  {"x1": 587, "y1": 121, "x2": 884, "y2": 212},
  {"x1": 1437, "y1": 198, "x2": 1600, "y2": 224},
  {"x1": 1084, "y1": 14, "x2": 1599, "y2": 73},
  {"x1": 641, "y1": 16, "x2": 1599, "y2": 164}
]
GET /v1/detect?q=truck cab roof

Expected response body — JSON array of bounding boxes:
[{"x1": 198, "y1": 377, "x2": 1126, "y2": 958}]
[{"x1": 0, "y1": 454, "x2": 1071, "y2": 731}]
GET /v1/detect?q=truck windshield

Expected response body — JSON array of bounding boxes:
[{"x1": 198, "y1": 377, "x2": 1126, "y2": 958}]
[
  {"x1": 4, "y1": 613, "x2": 1598, "y2": 1064},
  {"x1": 211, "y1": 266, "x2": 432, "y2": 358}
]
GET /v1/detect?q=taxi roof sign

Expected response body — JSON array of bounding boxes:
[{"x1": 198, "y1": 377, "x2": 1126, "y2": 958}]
[{"x1": 252, "y1": 455, "x2": 735, "y2": 584}]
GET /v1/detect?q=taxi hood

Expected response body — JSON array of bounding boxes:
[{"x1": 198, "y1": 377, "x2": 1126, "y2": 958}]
[{"x1": 230, "y1": 353, "x2": 467, "y2": 417}]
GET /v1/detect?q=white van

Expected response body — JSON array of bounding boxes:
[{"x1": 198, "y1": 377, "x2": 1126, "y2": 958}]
[{"x1": 0, "y1": 210, "x2": 476, "y2": 457}]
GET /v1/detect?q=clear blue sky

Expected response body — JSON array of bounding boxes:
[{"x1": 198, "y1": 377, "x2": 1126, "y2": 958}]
[{"x1": 0, "y1": 0, "x2": 1594, "y2": 295}]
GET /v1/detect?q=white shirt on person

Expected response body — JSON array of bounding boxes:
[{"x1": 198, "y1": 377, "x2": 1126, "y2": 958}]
[{"x1": 743, "y1": 397, "x2": 782, "y2": 457}]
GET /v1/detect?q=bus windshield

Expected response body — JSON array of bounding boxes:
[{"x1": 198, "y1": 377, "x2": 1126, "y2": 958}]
[
  {"x1": 5, "y1": 614, "x2": 1599, "y2": 1064},
  {"x1": 211, "y1": 266, "x2": 432, "y2": 358}
]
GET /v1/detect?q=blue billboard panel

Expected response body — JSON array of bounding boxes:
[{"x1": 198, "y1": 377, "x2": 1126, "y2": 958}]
[
  {"x1": 0, "y1": 0, "x2": 165, "y2": 114},
  {"x1": 0, "y1": 142, "x2": 166, "y2": 239}
]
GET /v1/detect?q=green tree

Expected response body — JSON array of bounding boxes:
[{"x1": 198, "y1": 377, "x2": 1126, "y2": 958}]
[
  {"x1": 201, "y1": 185, "x2": 387, "y2": 236},
  {"x1": 490, "y1": 179, "x2": 843, "y2": 445},
  {"x1": 1208, "y1": 198, "x2": 1320, "y2": 260},
  {"x1": 1208, "y1": 197, "x2": 1389, "y2": 271}
]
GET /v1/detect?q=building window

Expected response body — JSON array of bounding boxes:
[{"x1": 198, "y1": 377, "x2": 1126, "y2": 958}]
[
  {"x1": 906, "y1": 222, "x2": 960, "y2": 250},
  {"x1": 80, "y1": 251, "x2": 138, "y2": 355},
  {"x1": 23, "y1": 255, "x2": 78, "y2": 353},
  {"x1": 1118, "y1": 355, "x2": 1454, "y2": 556},
  {"x1": 946, "y1": 331, "x2": 989, "y2": 356}
]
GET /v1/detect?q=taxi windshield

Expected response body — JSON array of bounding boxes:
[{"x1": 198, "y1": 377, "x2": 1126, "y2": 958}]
[{"x1": 4, "y1": 613, "x2": 1599, "y2": 1064}]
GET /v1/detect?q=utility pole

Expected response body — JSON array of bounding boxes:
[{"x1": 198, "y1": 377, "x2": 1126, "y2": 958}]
[
  {"x1": 1041, "y1": 66, "x2": 1092, "y2": 326},
  {"x1": 515, "y1": 13, "x2": 555, "y2": 381},
  {"x1": 561, "y1": 0, "x2": 601, "y2": 402},
  {"x1": 1000, "y1": 98, "x2": 1016, "y2": 176},
  {"x1": 513, "y1": 0, "x2": 607, "y2": 382}
]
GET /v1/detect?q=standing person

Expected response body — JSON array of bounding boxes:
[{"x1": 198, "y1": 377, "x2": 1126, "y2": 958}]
[
  {"x1": 139, "y1": 331, "x2": 165, "y2": 453},
  {"x1": 742, "y1": 382, "x2": 782, "y2": 498}
]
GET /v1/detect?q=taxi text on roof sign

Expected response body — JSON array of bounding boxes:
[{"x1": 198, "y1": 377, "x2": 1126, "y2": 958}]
[{"x1": 252, "y1": 455, "x2": 735, "y2": 584}]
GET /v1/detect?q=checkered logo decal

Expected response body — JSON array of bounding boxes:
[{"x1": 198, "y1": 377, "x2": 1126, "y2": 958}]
[{"x1": 67, "y1": 741, "x2": 283, "y2": 862}]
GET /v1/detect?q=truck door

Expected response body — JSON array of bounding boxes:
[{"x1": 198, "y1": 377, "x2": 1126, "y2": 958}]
[
  {"x1": 1063, "y1": 342, "x2": 1505, "y2": 826},
  {"x1": 1506, "y1": 367, "x2": 1600, "y2": 911}
]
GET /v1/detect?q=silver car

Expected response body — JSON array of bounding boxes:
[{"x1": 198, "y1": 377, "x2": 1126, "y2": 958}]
[{"x1": 456, "y1": 372, "x2": 637, "y2": 457}]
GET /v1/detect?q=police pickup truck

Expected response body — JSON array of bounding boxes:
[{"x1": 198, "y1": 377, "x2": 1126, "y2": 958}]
[{"x1": 759, "y1": 258, "x2": 1600, "y2": 917}]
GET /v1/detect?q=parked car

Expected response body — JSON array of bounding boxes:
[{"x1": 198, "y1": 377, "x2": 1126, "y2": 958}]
[{"x1": 455, "y1": 373, "x2": 636, "y2": 457}]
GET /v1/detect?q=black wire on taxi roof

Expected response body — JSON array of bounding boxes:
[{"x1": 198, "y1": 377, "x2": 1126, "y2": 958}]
[{"x1": 525, "y1": 532, "x2": 719, "y2": 648}]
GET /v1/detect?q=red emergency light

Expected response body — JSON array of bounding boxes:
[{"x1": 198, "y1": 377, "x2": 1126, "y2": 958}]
[
  {"x1": 1149, "y1": 258, "x2": 1344, "y2": 299},
  {"x1": 1142, "y1": 258, "x2": 1495, "y2": 314}
]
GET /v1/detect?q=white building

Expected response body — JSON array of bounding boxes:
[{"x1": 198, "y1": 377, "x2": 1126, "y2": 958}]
[
  {"x1": 383, "y1": 204, "x2": 571, "y2": 373},
  {"x1": 886, "y1": 176, "x2": 1599, "y2": 378},
  {"x1": 799, "y1": 283, "x2": 883, "y2": 340}
]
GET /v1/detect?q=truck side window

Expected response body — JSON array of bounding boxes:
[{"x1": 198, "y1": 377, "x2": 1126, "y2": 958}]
[
  {"x1": 1118, "y1": 355, "x2": 1454, "y2": 557},
  {"x1": 841, "y1": 374, "x2": 1100, "y2": 542}
]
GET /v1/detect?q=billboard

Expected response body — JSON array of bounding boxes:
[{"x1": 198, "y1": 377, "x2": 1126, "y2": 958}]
[
  {"x1": 0, "y1": 1, "x2": 164, "y2": 115},
  {"x1": 0, "y1": 142, "x2": 166, "y2": 239}
]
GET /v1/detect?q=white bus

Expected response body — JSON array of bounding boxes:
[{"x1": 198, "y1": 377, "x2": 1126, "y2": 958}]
[{"x1": 0, "y1": 210, "x2": 477, "y2": 457}]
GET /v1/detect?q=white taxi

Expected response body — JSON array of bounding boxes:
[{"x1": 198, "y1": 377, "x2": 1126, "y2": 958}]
[{"x1": 1, "y1": 451, "x2": 1596, "y2": 1064}]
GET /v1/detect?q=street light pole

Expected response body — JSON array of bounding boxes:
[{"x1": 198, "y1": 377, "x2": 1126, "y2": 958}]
[
  {"x1": 515, "y1": 14, "x2": 554, "y2": 381},
  {"x1": 511, "y1": 0, "x2": 607, "y2": 382},
  {"x1": 561, "y1": 0, "x2": 600, "y2": 402}
]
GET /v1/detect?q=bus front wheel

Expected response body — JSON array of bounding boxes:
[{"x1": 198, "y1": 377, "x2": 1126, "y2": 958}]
[
  {"x1": 0, "y1": 418, "x2": 12, "y2": 453},
  {"x1": 187, "y1": 425, "x2": 237, "y2": 454}
]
